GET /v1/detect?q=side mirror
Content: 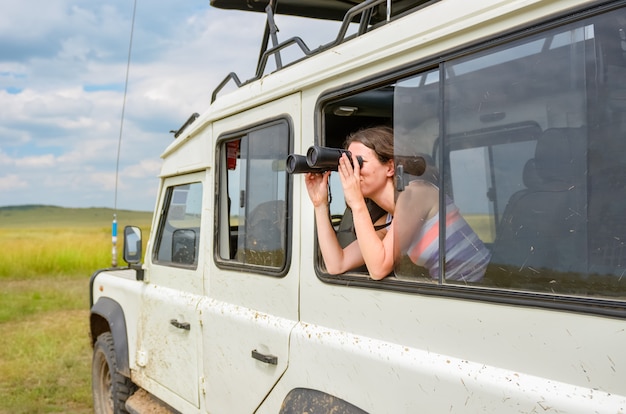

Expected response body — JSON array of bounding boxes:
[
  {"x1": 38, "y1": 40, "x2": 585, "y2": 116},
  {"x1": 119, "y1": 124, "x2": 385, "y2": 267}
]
[{"x1": 123, "y1": 226, "x2": 142, "y2": 265}]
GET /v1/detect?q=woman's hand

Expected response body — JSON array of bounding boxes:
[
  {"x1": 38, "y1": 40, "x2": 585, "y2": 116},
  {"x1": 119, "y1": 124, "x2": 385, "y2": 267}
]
[
  {"x1": 304, "y1": 171, "x2": 331, "y2": 207},
  {"x1": 338, "y1": 153, "x2": 364, "y2": 209}
]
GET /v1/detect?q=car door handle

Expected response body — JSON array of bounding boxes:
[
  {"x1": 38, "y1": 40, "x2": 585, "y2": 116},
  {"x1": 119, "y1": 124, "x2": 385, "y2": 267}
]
[
  {"x1": 251, "y1": 349, "x2": 278, "y2": 365},
  {"x1": 170, "y1": 319, "x2": 191, "y2": 331}
]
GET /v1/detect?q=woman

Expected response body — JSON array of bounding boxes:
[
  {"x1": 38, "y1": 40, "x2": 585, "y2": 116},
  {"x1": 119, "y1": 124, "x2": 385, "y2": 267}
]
[{"x1": 305, "y1": 126, "x2": 489, "y2": 282}]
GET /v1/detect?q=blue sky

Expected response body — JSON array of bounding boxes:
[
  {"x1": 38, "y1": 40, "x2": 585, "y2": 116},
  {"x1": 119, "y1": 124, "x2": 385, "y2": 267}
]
[{"x1": 0, "y1": 0, "x2": 337, "y2": 211}]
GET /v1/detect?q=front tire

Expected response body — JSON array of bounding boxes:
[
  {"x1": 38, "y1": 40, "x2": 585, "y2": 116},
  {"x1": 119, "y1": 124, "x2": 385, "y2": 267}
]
[{"x1": 92, "y1": 332, "x2": 135, "y2": 414}]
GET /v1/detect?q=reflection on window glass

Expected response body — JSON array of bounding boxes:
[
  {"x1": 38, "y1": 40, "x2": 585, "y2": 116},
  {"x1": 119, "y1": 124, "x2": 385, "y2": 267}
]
[
  {"x1": 451, "y1": 39, "x2": 545, "y2": 76},
  {"x1": 449, "y1": 147, "x2": 493, "y2": 242},
  {"x1": 392, "y1": 8, "x2": 626, "y2": 300},
  {"x1": 394, "y1": 68, "x2": 492, "y2": 285},
  {"x1": 393, "y1": 69, "x2": 444, "y2": 282},
  {"x1": 217, "y1": 121, "x2": 290, "y2": 271},
  {"x1": 154, "y1": 182, "x2": 202, "y2": 268}
]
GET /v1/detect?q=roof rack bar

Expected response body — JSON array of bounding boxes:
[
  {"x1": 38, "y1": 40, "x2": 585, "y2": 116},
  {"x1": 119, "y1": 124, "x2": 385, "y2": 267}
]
[
  {"x1": 332, "y1": 0, "x2": 388, "y2": 47},
  {"x1": 254, "y1": 36, "x2": 313, "y2": 80},
  {"x1": 211, "y1": 72, "x2": 242, "y2": 103},
  {"x1": 171, "y1": 112, "x2": 200, "y2": 138},
  {"x1": 265, "y1": 4, "x2": 283, "y2": 70}
]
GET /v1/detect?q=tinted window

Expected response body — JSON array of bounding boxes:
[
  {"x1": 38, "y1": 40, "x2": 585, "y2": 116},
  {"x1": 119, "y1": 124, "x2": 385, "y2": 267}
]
[{"x1": 393, "y1": 9, "x2": 626, "y2": 299}]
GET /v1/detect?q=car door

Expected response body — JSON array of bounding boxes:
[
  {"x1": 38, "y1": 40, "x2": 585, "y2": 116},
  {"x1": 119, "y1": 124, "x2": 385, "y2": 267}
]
[
  {"x1": 134, "y1": 174, "x2": 205, "y2": 410},
  {"x1": 202, "y1": 95, "x2": 301, "y2": 413}
]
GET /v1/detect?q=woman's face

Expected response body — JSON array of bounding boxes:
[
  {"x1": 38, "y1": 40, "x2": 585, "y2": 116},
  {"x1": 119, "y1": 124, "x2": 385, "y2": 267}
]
[{"x1": 347, "y1": 142, "x2": 394, "y2": 197}]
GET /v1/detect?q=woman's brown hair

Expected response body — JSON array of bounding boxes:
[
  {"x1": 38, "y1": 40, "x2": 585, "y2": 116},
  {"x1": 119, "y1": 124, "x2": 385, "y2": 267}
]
[{"x1": 344, "y1": 125, "x2": 394, "y2": 163}]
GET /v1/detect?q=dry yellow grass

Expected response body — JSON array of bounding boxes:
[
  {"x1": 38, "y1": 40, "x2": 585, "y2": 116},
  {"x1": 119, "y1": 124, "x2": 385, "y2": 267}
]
[
  {"x1": 463, "y1": 213, "x2": 496, "y2": 243},
  {"x1": 0, "y1": 227, "x2": 114, "y2": 279}
]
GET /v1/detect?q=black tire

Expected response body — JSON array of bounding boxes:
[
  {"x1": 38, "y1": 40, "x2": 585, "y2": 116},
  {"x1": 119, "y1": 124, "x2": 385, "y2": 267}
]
[{"x1": 92, "y1": 332, "x2": 135, "y2": 414}]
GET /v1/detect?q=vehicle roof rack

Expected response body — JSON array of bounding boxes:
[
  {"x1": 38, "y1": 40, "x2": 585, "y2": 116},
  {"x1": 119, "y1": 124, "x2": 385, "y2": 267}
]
[{"x1": 210, "y1": 0, "x2": 433, "y2": 102}]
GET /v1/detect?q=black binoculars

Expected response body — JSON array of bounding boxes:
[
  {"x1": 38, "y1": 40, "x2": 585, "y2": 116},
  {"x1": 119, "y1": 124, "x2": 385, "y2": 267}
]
[{"x1": 286, "y1": 146, "x2": 363, "y2": 174}]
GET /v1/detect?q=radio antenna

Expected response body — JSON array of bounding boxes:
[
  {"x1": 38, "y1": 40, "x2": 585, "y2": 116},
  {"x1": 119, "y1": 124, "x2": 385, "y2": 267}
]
[{"x1": 112, "y1": 0, "x2": 138, "y2": 267}]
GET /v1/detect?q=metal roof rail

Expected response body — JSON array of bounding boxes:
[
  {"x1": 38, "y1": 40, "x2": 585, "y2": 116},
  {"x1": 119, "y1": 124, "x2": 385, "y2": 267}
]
[
  {"x1": 210, "y1": 73, "x2": 242, "y2": 104},
  {"x1": 210, "y1": 0, "x2": 394, "y2": 103},
  {"x1": 330, "y1": 0, "x2": 389, "y2": 47},
  {"x1": 170, "y1": 112, "x2": 200, "y2": 138}
]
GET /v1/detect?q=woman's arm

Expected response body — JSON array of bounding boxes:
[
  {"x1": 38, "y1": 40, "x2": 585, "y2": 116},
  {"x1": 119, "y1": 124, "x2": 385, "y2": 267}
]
[
  {"x1": 305, "y1": 172, "x2": 365, "y2": 274},
  {"x1": 337, "y1": 154, "x2": 395, "y2": 279},
  {"x1": 349, "y1": 200, "x2": 395, "y2": 279},
  {"x1": 393, "y1": 181, "x2": 439, "y2": 257},
  {"x1": 313, "y1": 203, "x2": 365, "y2": 274},
  {"x1": 354, "y1": 182, "x2": 438, "y2": 279}
]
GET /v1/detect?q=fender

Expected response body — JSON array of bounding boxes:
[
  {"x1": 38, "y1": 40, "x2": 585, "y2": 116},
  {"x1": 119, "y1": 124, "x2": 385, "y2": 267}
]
[{"x1": 90, "y1": 296, "x2": 130, "y2": 377}]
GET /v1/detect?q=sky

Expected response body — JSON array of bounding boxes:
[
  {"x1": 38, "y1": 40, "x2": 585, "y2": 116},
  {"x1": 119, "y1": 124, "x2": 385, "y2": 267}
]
[{"x1": 0, "y1": 0, "x2": 338, "y2": 211}]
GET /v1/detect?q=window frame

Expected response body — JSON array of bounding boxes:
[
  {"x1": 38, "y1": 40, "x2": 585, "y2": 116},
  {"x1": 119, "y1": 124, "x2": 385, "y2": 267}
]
[
  {"x1": 314, "y1": 1, "x2": 626, "y2": 318},
  {"x1": 152, "y1": 179, "x2": 204, "y2": 271},
  {"x1": 213, "y1": 116, "x2": 294, "y2": 277}
]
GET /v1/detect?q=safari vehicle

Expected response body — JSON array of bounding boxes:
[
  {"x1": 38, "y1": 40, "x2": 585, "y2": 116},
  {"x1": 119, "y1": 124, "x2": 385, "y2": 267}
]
[{"x1": 89, "y1": 0, "x2": 626, "y2": 412}]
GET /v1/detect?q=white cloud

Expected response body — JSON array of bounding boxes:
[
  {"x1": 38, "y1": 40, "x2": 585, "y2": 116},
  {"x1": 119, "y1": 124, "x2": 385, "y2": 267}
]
[
  {"x1": 88, "y1": 171, "x2": 118, "y2": 191},
  {"x1": 0, "y1": 1, "x2": 327, "y2": 210},
  {"x1": 15, "y1": 154, "x2": 56, "y2": 168},
  {"x1": 0, "y1": 174, "x2": 28, "y2": 191},
  {"x1": 123, "y1": 159, "x2": 162, "y2": 179}
]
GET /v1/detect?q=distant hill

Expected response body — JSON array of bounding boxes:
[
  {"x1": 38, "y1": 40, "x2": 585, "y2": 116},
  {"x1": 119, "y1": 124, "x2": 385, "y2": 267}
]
[{"x1": 0, "y1": 205, "x2": 153, "y2": 228}]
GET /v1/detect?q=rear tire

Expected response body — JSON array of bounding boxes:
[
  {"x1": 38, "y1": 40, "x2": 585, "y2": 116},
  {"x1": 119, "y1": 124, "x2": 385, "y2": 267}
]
[{"x1": 92, "y1": 332, "x2": 135, "y2": 414}]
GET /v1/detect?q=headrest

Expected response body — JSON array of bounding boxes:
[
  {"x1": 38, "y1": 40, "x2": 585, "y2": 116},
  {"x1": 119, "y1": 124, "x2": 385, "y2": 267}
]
[
  {"x1": 534, "y1": 127, "x2": 586, "y2": 184},
  {"x1": 522, "y1": 159, "x2": 542, "y2": 189}
]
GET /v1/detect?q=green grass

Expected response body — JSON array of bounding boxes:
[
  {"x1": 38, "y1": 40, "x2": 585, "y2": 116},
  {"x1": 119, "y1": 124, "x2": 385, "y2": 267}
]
[
  {"x1": 0, "y1": 205, "x2": 490, "y2": 412},
  {"x1": 0, "y1": 279, "x2": 91, "y2": 414},
  {"x1": 0, "y1": 205, "x2": 152, "y2": 413},
  {"x1": 0, "y1": 206, "x2": 152, "y2": 279},
  {"x1": 0, "y1": 205, "x2": 153, "y2": 228}
]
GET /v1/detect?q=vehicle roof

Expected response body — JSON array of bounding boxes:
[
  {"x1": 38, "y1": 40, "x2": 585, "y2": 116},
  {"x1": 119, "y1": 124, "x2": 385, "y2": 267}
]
[{"x1": 210, "y1": 0, "x2": 429, "y2": 22}]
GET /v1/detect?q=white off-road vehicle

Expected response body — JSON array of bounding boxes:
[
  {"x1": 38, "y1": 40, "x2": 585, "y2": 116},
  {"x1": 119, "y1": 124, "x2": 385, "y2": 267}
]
[{"x1": 90, "y1": 0, "x2": 626, "y2": 412}]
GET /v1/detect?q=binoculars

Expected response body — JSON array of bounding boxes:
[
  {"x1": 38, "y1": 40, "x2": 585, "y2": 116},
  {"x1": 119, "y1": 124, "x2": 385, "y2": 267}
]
[{"x1": 286, "y1": 146, "x2": 363, "y2": 174}]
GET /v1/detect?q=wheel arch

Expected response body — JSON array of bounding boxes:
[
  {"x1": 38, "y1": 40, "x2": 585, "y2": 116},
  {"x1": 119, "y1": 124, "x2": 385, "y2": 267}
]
[
  {"x1": 90, "y1": 297, "x2": 130, "y2": 377},
  {"x1": 279, "y1": 388, "x2": 367, "y2": 414}
]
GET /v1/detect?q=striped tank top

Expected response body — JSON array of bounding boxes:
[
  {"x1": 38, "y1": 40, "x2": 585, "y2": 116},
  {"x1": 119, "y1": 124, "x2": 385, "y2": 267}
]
[{"x1": 407, "y1": 194, "x2": 491, "y2": 282}]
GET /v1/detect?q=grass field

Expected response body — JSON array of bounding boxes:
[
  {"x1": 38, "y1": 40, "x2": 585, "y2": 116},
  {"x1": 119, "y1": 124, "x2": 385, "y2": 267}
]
[
  {"x1": 0, "y1": 205, "x2": 491, "y2": 413},
  {"x1": 0, "y1": 205, "x2": 152, "y2": 414}
]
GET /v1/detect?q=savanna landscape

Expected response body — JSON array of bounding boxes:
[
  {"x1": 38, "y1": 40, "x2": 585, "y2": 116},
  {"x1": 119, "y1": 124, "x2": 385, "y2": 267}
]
[
  {"x1": 0, "y1": 205, "x2": 490, "y2": 413},
  {"x1": 0, "y1": 205, "x2": 152, "y2": 414}
]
